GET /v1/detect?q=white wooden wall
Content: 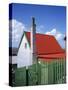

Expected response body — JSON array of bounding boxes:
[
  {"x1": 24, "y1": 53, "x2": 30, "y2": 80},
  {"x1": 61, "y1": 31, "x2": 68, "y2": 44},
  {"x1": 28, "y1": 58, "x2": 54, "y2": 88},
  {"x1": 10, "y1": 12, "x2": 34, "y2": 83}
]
[{"x1": 17, "y1": 34, "x2": 32, "y2": 68}]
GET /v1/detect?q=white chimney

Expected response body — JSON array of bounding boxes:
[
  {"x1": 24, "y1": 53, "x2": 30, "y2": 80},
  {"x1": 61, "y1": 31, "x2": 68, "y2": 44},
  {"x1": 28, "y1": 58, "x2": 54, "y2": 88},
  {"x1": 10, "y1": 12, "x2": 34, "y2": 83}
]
[{"x1": 31, "y1": 17, "x2": 37, "y2": 64}]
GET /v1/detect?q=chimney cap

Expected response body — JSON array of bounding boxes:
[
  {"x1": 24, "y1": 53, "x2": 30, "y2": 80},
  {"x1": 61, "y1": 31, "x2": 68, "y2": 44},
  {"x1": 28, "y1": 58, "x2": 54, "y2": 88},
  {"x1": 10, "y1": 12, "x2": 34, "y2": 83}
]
[
  {"x1": 32, "y1": 16, "x2": 35, "y2": 19},
  {"x1": 32, "y1": 17, "x2": 35, "y2": 25}
]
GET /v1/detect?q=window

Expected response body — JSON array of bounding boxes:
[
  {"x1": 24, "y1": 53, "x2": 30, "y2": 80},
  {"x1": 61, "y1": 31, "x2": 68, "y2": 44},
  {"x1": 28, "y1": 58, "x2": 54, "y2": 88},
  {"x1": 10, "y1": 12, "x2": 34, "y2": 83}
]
[{"x1": 25, "y1": 43, "x2": 27, "y2": 49}]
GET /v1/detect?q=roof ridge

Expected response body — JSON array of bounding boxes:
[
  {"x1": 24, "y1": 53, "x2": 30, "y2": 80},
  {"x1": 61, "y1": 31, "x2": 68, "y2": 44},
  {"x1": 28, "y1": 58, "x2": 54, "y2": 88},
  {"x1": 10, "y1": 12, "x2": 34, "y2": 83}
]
[{"x1": 25, "y1": 31, "x2": 54, "y2": 37}]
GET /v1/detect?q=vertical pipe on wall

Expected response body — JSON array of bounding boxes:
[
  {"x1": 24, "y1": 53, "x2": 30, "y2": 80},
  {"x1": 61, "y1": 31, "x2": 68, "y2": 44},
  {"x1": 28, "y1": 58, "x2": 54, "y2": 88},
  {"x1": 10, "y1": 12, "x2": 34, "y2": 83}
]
[{"x1": 31, "y1": 17, "x2": 37, "y2": 64}]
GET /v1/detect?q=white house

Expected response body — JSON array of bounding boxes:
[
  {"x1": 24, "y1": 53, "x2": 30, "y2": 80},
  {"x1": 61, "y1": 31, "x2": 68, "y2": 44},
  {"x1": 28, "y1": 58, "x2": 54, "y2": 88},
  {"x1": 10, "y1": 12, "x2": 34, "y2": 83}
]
[
  {"x1": 9, "y1": 17, "x2": 65, "y2": 68},
  {"x1": 9, "y1": 17, "x2": 37, "y2": 68}
]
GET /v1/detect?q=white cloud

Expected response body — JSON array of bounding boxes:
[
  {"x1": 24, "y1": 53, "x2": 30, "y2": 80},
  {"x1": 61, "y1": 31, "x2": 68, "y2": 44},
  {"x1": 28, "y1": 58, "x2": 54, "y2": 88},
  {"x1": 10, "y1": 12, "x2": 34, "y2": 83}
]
[
  {"x1": 37, "y1": 25, "x2": 45, "y2": 33},
  {"x1": 9, "y1": 19, "x2": 26, "y2": 47},
  {"x1": 45, "y1": 28, "x2": 64, "y2": 40}
]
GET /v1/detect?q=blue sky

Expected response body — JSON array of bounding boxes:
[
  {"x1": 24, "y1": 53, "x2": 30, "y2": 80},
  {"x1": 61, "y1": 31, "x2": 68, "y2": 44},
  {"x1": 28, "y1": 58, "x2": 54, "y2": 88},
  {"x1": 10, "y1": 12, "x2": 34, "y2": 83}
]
[{"x1": 9, "y1": 3, "x2": 66, "y2": 48}]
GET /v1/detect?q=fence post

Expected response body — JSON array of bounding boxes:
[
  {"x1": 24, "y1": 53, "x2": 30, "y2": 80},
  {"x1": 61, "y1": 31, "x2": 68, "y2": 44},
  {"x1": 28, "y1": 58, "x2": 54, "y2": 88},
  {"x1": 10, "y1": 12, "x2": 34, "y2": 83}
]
[
  {"x1": 36, "y1": 57, "x2": 39, "y2": 85},
  {"x1": 26, "y1": 66, "x2": 28, "y2": 86}
]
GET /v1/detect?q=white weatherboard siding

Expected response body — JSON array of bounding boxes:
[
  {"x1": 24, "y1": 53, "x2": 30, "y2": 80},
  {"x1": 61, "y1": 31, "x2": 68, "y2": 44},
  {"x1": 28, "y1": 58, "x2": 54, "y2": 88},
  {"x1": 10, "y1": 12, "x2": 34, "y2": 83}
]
[
  {"x1": 17, "y1": 34, "x2": 32, "y2": 68},
  {"x1": 9, "y1": 56, "x2": 17, "y2": 64}
]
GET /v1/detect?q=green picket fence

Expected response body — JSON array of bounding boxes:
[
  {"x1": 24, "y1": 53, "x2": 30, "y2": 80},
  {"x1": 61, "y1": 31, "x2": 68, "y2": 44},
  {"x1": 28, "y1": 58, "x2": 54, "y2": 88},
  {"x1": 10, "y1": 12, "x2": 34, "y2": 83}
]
[
  {"x1": 28, "y1": 64, "x2": 38, "y2": 85},
  {"x1": 15, "y1": 67, "x2": 26, "y2": 86},
  {"x1": 12, "y1": 59, "x2": 66, "y2": 86},
  {"x1": 14, "y1": 64, "x2": 38, "y2": 86}
]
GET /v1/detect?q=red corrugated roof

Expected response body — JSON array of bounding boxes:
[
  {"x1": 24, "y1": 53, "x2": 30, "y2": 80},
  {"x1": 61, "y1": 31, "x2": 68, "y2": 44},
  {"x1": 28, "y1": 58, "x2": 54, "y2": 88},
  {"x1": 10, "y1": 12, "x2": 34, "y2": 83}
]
[
  {"x1": 25, "y1": 32, "x2": 64, "y2": 53},
  {"x1": 38, "y1": 53, "x2": 66, "y2": 62},
  {"x1": 25, "y1": 32, "x2": 65, "y2": 60},
  {"x1": 38, "y1": 53, "x2": 65, "y2": 59}
]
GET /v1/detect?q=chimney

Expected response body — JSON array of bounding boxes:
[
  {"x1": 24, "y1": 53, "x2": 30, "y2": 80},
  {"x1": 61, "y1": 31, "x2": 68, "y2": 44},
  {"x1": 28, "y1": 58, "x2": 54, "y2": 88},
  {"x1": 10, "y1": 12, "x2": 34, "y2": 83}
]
[{"x1": 31, "y1": 17, "x2": 37, "y2": 64}]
